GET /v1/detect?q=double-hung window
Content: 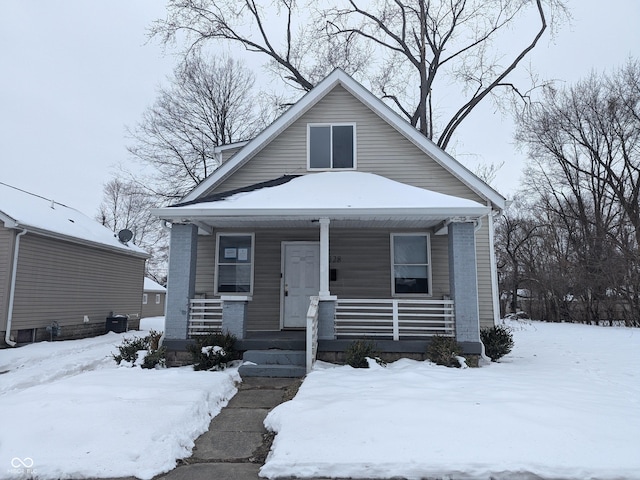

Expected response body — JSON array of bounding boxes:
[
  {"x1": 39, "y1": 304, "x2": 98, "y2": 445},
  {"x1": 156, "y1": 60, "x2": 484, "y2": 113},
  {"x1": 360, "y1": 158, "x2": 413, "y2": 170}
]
[
  {"x1": 215, "y1": 233, "x2": 254, "y2": 294},
  {"x1": 308, "y1": 123, "x2": 356, "y2": 169},
  {"x1": 391, "y1": 233, "x2": 431, "y2": 295}
]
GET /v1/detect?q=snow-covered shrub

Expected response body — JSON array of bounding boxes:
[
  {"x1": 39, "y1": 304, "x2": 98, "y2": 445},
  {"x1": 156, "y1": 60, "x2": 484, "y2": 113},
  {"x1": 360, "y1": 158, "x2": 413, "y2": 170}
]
[
  {"x1": 427, "y1": 335, "x2": 463, "y2": 367},
  {"x1": 112, "y1": 330, "x2": 165, "y2": 369},
  {"x1": 187, "y1": 332, "x2": 239, "y2": 371},
  {"x1": 481, "y1": 325, "x2": 514, "y2": 361},
  {"x1": 345, "y1": 340, "x2": 386, "y2": 368}
]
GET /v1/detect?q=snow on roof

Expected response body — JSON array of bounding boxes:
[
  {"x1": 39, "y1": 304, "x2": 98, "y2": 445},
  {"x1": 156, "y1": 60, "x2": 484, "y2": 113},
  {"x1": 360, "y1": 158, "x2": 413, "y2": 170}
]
[
  {"x1": 143, "y1": 277, "x2": 166, "y2": 292},
  {"x1": 0, "y1": 182, "x2": 147, "y2": 256},
  {"x1": 160, "y1": 172, "x2": 489, "y2": 216}
]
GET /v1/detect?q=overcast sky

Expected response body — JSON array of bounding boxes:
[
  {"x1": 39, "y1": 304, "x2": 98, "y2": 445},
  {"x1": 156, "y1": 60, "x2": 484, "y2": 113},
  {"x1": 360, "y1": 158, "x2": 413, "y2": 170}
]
[{"x1": 1, "y1": 1, "x2": 639, "y2": 218}]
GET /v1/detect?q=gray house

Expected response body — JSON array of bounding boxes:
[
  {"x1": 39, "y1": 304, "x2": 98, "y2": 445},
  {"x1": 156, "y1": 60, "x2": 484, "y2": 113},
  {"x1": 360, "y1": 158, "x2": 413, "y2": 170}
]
[
  {"x1": 0, "y1": 183, "x2": 149, "y2": 346},
  {"x1": 153, "y1": 70, "x2": 506, "y2": 375},
  {"x1": 142, "y1": 277, "x2": 166, "y2": 318}
]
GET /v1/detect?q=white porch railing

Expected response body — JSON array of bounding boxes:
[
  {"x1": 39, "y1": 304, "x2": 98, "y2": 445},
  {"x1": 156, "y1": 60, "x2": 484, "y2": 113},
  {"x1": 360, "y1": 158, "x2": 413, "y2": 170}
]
[
  {"x1": 306, "y1": 296, "x2": 320, "y2": 373},
  {"x1": 335, "y1": 298, "x2": 455, "y2": 339},
  {"x1": 188, "y1": 299, "x2": 223, "y2": 337}
]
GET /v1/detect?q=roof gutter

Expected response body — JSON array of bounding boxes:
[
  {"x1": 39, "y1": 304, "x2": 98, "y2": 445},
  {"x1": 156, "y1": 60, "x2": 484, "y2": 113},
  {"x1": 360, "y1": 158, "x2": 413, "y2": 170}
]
[{"x1": 5, "y1": 228, "x2": 27, "y2": 347}]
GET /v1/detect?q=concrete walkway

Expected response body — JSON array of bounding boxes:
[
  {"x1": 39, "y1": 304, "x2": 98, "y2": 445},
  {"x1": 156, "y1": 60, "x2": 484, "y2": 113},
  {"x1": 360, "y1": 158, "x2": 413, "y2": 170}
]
[{"x1": 155, "y1": 376, "x2": 301, "y2": 480}]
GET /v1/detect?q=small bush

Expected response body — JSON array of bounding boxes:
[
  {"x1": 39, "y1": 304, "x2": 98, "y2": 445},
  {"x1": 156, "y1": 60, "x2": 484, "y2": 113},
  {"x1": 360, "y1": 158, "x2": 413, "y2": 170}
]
[
  {"x1": 187, "y1": 332, "x2": 239, "y2": 371},
  {"x1": 481, "y1": 324, "x2": 514, "y2": 361},
  {"x1": 113, "y1": 330, "x2": 165, "y2": 369},
  {"x1": 345, "y1": 340, "x2": 386, "y2": 368},
  {"x1": 427, "y1": 335, "x2": 463, "y2": 367}
]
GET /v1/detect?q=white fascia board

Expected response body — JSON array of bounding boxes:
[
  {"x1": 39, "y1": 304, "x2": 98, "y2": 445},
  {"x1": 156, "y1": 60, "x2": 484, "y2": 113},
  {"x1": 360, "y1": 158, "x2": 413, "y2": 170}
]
[
  {"x1": 0, "y1": 210, "x2": 18, "y2": 228},
  {"x1": 152, "y1": 205, "x2": 491, "y2": 221}
]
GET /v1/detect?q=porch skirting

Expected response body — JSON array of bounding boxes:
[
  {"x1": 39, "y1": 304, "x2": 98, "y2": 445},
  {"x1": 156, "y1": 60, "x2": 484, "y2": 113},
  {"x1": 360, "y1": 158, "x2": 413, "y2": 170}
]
[{"x1": 162, "y1": 336, "x2": 483, "y2": 367}]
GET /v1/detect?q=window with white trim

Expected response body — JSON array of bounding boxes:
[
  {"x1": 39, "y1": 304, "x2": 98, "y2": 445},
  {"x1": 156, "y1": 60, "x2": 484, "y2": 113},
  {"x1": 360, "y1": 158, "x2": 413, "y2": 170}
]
[
  {"x1": 308, "y1": 123, "x2": 355, "y2": 169},
  {"x1": 142, "y1": 293, "x2": 148, "y2": 304},
  {"x1": 155, "y1": 294, "x2": 161, "y2": 304},
  {"x1": 215, "y1": 233, "x2": 254, "y2": 294},
  {"x1": 391, "y1": 233, "x2": 431, "y2": 295}
]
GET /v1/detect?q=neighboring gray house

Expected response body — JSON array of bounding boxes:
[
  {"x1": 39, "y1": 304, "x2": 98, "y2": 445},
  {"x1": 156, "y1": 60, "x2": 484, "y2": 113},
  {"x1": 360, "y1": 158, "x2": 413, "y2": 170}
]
[
  {"x1": 153, "y1": 69, "x2": 506, "y2": 375},
  {"x1": 0, "y1": 183, "x2": 149, "y2": 346},
  {"x1": 142, "y1": 277, "x2": 166, "y2": 318}
]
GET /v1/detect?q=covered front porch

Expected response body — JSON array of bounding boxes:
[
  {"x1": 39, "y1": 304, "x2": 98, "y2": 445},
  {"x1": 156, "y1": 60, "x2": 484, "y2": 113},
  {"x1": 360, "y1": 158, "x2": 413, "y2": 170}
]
[{"x1": 155, "y1": 172, "x2": 493, "y2": 374}]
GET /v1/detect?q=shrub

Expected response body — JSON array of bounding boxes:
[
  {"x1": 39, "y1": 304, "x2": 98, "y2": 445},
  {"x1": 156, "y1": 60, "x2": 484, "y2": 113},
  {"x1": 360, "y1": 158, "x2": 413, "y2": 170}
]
[
  {"x1": 345, "y1": 340, "x2": 386, "y2": 368},
  {"x1": 427, "y1": 335, "x2": 463, "y2": 367},
  {"x1": 481, "y1": 324, "x2": 514, "y2": 361},
  {"x1": 113, "y1": 330, "x2": 165, "y2": 369},
  {"x1": 187, "y1": 332, "x2": 239, "y2": 371}
]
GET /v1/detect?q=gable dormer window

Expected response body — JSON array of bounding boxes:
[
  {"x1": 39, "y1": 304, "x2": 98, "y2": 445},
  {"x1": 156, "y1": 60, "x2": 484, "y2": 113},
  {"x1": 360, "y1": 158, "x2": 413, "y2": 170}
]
[{"x1": 308, "y1": 123, "x2": 356, "y2": 170}]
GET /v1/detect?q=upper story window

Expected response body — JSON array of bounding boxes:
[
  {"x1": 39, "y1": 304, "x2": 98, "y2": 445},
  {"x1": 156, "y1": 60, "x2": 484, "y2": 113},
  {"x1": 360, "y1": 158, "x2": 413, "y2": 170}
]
[
  {"x1": 391, "y1": 233, "x2": 431, "y2": 296},
  {"x1": 308, "y1": 123, "x2": 356, "y2": 170}
]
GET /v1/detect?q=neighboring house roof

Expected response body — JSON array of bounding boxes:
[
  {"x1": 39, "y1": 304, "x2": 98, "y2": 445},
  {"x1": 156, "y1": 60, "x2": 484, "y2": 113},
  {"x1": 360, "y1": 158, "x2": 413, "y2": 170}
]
[
  {"x1": 144, "y1": 277, "x2": 166, "y2": 293},
  {"x1": 154, "y1": 171, "x2": 490, "y2": 228},
  {"x1": 0, "y1": 182, "x2": 148, "y2": 257},
  {"x1": 181, "y1": 68, "x2": 506, "y2": 211}
]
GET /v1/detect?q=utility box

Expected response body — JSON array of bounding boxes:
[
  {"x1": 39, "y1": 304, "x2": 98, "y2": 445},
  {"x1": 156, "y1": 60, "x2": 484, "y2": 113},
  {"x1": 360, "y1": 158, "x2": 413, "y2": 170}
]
[{"x1": 105, "y1": 315, "x2": 128, "y2": 333}]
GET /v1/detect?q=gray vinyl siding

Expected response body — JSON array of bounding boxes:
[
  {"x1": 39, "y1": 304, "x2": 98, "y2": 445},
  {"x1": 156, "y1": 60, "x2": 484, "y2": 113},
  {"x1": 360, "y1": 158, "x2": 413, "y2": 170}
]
[
  {"x1": 195, "y1": 84, "x2": 497, "y2": 329},
  {"x1": 141, "y1": 292, "x2": 166, "y2": 318},
  {"x1": 196, "y1": 228, "x2": 455, "y2": 331},
  {"x1": 475, "y1": 221, "x2": 496, "y2": 328},
  {"x1": 0, "y1": 225, "x2": 15, "y2": 330},
  {"x1": 212, "y1": 85, "x2": 484, "y2": 204},
  {"x1": 9, "y1": 233, "x2": 145, "y2": 330}
]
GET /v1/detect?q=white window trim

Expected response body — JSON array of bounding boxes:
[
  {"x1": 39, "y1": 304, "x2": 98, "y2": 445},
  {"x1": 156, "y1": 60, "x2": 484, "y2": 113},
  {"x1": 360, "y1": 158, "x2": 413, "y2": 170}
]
[
  {"x1": 214, "y1": 232, "x2": 255, "y2": 296},
  {"x1": 390, "y1": 232, "x2": 432, "y2": 297},
  {"x1": 307, "y1": 123, "x2": 357, "y2": 171},
  {"x1": 155, "y1": 294, "x2": 161, "y2": 304},
  {"x1": 142, "y1": 293, "x2": 148, "y2": 305}
]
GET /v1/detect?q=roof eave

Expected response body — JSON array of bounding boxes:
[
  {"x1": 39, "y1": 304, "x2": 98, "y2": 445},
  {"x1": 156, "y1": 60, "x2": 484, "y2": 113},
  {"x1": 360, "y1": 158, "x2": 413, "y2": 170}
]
[
  {"x1": 152, "y1": 206, "x2": 491, "y2": 222},
  {"x1": 4, "y1": 222, "x2": 150, "y2": 259}
]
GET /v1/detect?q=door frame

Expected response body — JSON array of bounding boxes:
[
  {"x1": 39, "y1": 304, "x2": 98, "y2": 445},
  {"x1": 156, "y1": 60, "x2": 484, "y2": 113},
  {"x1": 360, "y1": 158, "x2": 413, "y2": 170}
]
[{"x1": 280, "y1": 241, "x2": 321, "y2": 329}]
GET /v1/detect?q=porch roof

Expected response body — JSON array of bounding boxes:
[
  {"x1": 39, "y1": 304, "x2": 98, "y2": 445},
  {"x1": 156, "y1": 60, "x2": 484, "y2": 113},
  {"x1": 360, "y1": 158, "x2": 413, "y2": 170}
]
[{"x1": 153, "y1": 172, "x2": 491, "y2": 229}]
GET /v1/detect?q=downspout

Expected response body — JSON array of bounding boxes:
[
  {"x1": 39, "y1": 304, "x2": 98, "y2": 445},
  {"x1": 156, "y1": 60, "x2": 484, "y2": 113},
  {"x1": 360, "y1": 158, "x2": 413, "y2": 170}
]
[{"x1": 5, "y1": 228, "x2": 27, "y2": 347}]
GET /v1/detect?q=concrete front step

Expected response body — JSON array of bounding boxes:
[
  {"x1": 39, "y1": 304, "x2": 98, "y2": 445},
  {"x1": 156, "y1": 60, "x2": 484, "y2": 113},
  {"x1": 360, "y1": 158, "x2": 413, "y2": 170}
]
[
  {"x1": 238, "y1": 363, "x2": 307, "y2": 378},
  {"x1": 240, "y1": 349, "x2": 307, "y2": 378},
  {"x1": 243, "y1": 349, "x2": 305, "y2": 366}
]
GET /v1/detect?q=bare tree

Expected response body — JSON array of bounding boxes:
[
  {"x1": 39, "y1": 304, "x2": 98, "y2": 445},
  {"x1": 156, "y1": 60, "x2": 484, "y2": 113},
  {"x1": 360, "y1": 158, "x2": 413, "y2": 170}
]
[
  {"x1": 97, "y1": 178, "x2": 169, "y2": 283},
  {"x1": 514, "y1": 60, "x2": 640, "y2": 326},
  {"x1": 151, "y1": 0, "x2": 568, "y2": 150},
  {"x1": 127, "y1": 54, "x2": 267, "y2": 200}
]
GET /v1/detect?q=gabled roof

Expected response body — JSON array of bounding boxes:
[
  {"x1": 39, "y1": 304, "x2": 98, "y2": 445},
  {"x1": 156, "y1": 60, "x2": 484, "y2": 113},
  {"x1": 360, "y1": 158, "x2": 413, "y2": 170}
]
[
  {"x1": 181, "y1": 69, "x2": 506, "y2": 211},
  {"x1": 144, "y1": 277, "x2": 166, "y2": 293},
  {"x1": 0, "y1": 182, "x2": 148, "y2": 257}
]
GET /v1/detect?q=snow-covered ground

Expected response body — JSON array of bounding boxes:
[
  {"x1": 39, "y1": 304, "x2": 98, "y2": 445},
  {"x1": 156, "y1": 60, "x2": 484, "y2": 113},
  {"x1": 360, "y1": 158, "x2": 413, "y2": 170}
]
[
  {"x1": 262, "y1": 320, "x2": 640, "y2": 480},
  {"x1": 0, "y1": 317, "x2": 239, "y2": 480},
  {"x1": 1, "y1": 319, "x2": 638, "y2": 480}
]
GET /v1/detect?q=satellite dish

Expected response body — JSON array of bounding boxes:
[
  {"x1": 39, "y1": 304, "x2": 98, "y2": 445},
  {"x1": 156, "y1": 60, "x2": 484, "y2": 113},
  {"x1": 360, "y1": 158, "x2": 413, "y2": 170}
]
[{"x1": 117, "y1": 229, "x2": 134, "y2": 244}]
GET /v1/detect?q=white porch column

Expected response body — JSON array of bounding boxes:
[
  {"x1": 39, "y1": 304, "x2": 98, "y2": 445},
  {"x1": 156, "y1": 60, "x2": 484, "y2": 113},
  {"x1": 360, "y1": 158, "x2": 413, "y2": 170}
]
[{"x1": 319, "y1": 217, "x2": 331, "y2": 298}]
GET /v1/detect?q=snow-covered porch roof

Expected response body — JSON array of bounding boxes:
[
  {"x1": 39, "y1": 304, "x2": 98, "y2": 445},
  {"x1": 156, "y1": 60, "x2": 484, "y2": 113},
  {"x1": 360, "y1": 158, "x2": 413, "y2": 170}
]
[{"x1": 152, "y1": 172, "x2": 491, "y2": 230}]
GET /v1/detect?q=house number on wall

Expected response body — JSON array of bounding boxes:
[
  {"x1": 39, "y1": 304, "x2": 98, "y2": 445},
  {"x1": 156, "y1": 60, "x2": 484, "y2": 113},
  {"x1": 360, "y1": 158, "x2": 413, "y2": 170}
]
[{"x1": 330, "y1": 255, "x2": 342, "y2": 263}]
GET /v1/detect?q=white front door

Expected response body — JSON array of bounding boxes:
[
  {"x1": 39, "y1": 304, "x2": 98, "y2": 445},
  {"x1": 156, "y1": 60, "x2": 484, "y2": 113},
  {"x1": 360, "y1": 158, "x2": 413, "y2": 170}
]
[{"x1": 282, "y1": 242, "x2": 320, "y2": 328}]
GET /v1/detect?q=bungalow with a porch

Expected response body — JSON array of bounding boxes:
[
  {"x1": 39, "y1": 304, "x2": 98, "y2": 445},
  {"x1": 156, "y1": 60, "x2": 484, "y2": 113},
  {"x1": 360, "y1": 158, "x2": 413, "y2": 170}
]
[{"x1": 152, "y1": 69, "x2": 506, "y2": 376}]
